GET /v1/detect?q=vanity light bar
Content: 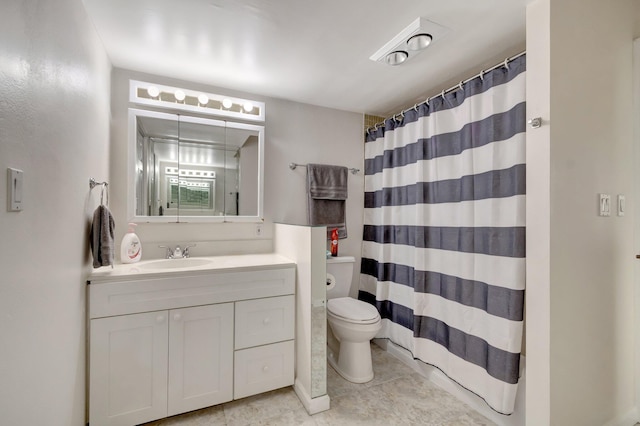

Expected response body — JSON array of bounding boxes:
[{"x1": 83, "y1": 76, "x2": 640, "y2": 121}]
[
  {"x1": 129, "y1": 80, "x2": 265, "y2": 122},
  {"x1": 166, "y1": 167, "x2": 216, "y2": 179}
]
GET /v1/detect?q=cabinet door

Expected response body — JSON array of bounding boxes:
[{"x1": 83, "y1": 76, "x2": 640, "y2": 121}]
[
  {"x1": 168, "y1": 303, "x2": 234, "y2": 416},
  {"x1": 90, "y1": 311, "x2": 168, "y2": 426}
]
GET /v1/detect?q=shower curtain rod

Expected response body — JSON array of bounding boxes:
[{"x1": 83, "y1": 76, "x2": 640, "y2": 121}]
[{"x1": 368, "y1": 50, "x2": 526, "y2": 131}]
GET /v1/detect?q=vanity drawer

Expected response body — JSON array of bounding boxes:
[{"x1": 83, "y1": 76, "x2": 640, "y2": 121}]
[
  {"x1": 235, "y1": 295, "x2": 295, "y2": 350},
  {"x1": 233, "y1": 340, "x2": 294, "y2": 399}
]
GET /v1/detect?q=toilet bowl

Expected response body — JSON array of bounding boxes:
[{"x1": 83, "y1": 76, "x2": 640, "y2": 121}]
[{"x1": 326, "y1": 257, "x2": 382, "y2": 383}]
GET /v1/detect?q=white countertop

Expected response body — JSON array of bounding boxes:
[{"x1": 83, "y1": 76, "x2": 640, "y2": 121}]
[{"x1": 88, "y1": 253, "x2": 295, "y2": 283}]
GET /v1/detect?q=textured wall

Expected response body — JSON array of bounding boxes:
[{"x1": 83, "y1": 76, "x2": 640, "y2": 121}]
[{"x1": 0, "y1": 1, "x2": 111, "y2": 424}]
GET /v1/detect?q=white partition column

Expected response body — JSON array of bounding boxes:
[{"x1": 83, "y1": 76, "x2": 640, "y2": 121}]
[{"x1": 274, "y1": 223, "x2": 330, "y2": 414}]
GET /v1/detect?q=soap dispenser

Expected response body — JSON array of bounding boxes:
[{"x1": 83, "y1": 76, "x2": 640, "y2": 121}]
[{"x1": 120, "y1": 223, "x2": 142, "y2": 264}]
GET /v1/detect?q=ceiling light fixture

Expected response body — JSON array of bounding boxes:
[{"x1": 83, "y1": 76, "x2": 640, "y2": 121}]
[
  {"x1": 174, "y1": 89, "x2": 186, "y2": 101},
  {"x1": 385, "y1": 51, "x2": 409, "y2": 66},
  {"x1": 222, "y1": 98, "x2": 233, "y2": 109},
  {"x1": 407, "y1": 33, "x2": 433, "y2": 51},
  {"x1": 243, "y1": 102, "x2": 254, "y2": 113},
  {"x1": 369, "y1": 17, "x2": 449, "y2": 66}
]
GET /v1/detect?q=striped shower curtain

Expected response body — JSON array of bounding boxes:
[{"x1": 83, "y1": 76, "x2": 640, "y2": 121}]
[{"x1": 359, "y1": 54, "x2": 525, "y2": 415}]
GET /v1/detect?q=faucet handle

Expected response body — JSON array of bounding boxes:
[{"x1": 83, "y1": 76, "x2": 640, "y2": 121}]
[
  {"x1": 183, "y1": 244, "x2": 196, "y2": 258},
  {"x1": 158, "y1": 245, "x2": 173, "y2": 259}
]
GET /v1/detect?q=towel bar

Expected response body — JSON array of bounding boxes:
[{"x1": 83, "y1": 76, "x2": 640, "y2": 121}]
[{"x1": 289, "y1": 162, "x2": 360, "y2": 175}]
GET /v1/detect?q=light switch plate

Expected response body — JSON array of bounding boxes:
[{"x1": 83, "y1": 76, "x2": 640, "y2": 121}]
[
  {"x1": 599, "y1": 193, "x2": 611, "y2": 217},
  {"x1": 7, "y1": 168, "x2": 23, "y2": 212},
  {"x1": 618, "y1": 195, "x2": 625, "y2": 216}
]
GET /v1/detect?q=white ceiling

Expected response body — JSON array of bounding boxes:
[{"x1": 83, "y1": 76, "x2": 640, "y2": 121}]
[{"x1": 82, "y1": 0, "x2": 529, "y2": 117}]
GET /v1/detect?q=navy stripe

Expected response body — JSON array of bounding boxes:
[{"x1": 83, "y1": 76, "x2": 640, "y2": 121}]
[
  {"x1": 365, "y1": 102, "x2": 526, "y2": 175},
  {"x1": 362, "y1": 225, "x2": 525, "y2": 258},
  {"x1": 360, "y1": 258, "x2": 524, "y2": 321},
  {"x1": 365, "y1": 164, "x2": 526, "y2": 208},
  {"x1": 414, "y1": 315, "x2": 520, "y2": 384},
  {"x1": 358, "y1": 291, "x2": 521, "y2": 384},
  {"x1": 365, "y1": 54, "x2": 526, "y2": 142},
  {"x1": 358, "y1": 290, "x2": 414, "y2": 330}
]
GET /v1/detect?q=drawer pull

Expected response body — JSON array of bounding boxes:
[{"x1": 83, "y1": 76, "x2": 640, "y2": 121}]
[
  {"x1": 263, "y1": 317, "x2": 270, "y2": 325},
  {"x1": 156, "y1": 315, "x2": 165, "y2": 323},
  {"x1": 263, "y1": 365, "x2": 269, "y2": 372}
]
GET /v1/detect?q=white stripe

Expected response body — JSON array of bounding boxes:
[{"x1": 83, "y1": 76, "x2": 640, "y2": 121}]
[
  {"x1": 360, "y1": 276, "x2": 522, "y2": 353},
  {"x1": 365, "y1": 133, "x2": 525, "y2": 189},
  {"x1": 361, "y1": 241, "x2": 525, "y2": 290},
  {"x1": 365, "y1": 72, "x2": 526, "y2": 159},
  {"x1": 364, "y1": 194, "x2": 526, "y2": 228},
  {"x1": 414, "y1": 293, "x2": 523, "y2": 353}
]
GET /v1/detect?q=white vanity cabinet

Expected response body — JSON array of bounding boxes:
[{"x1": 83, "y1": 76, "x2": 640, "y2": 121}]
[{"x1": 87, "y1": 257, "x2": 295, "y2": 426}]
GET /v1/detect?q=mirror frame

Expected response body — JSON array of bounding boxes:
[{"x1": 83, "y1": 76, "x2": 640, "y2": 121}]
[{"x1": 127, "y1": 108, "x2": 264, "y2": 223}]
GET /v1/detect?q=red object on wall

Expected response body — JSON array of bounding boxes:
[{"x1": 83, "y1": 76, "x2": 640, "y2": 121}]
[{"x1": 330, "y1": 228, "x2": 339, "y2": 257}]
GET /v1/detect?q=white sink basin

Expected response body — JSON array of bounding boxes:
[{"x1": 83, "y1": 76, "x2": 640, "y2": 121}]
[{"x1": 139, "y1": 258, "x2": 213, "y2": 270}]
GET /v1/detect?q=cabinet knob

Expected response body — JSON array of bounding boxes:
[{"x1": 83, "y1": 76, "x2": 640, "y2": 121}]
[
  {"x1": 156, "y1": 315, "x2": 165, "y2": 323},
  {"x1": 173, "y1": 313, "x2": 182, "y2": 322},
  {"x1": 263, "y1": 317, "x2": 270, "y2": 325},
  {"x1": 262, "y1": 365, "x2": 269, "y2": 373}
]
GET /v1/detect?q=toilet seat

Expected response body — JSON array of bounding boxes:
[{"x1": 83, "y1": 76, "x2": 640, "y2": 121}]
[{"x1": 327, "y1": 297, "x2": 380, "y2": 325}]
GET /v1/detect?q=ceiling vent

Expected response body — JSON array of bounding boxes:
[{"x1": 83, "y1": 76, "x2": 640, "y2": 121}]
[{"x1": 369, "y1": 17, "x2": 449, "y2": 66}]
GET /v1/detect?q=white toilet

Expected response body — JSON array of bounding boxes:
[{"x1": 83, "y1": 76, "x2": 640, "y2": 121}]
[{"x1": 326, "y1": 256, "x2": 382, "y2": 383}]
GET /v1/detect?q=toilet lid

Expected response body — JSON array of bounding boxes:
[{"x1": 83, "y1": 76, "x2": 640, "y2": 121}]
[{"x1": 327, "y1": 297, "x2": 380, "y2": 324}]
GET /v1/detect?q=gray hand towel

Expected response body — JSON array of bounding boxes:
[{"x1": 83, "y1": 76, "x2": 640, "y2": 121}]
[
  {"x1": 90, "y1": 205, "x2": 115, "y2": 268},
  {"x1": 306, "y1": 164, "x2": 348, "y2": 239}
]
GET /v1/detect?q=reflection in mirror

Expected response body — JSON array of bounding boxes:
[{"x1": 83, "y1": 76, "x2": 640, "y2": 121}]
[{"x1": 129, "y1": 109, "x2": 264, "y2": 222}]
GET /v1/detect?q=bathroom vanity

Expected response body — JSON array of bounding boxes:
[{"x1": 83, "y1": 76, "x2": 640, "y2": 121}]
[{"x1": 87, "y1": 254, "x2": 295, "y2": 426}]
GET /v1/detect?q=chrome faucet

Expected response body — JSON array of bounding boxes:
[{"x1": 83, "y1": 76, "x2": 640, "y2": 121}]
[{"x1": 159, "y1": 244, "x2": 196, "y2": 259}]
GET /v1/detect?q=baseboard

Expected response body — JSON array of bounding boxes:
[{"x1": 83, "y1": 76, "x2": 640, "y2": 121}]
[
  {"x1": 293, "y1": 379, "x2": 330, "y2": 415},
  {"x1": 602, "y1": 406, "x2": 639, "y2": 426}
]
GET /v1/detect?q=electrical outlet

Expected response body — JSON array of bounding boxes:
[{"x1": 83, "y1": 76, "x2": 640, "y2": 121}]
[{"x1": 255, "y1": 224, "x2": 263, "y2": 237}]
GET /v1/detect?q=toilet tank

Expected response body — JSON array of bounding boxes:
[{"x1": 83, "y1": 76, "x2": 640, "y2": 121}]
[{"x1": 326, "y1": 256, "x2": 355, "y2": 299}]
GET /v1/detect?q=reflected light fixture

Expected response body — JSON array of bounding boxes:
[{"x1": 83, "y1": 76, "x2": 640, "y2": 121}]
[{"x1": 370, "y1": 17, "x2": 449, "y2": 66}]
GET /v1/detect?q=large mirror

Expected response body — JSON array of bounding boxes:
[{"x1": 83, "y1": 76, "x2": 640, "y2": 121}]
[{"x1": 128, "y1": 109, "x2": 264, "y2": 222}]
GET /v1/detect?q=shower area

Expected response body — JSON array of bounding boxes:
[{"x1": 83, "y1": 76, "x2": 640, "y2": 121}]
[{"x1": 359, "y1": 54, "x2": 526, "y2": 417}]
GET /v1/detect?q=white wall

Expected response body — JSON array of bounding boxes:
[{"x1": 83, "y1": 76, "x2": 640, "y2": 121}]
[
  {"x1": 110, "y1": 69, "x2": 365, "y2": 294},
  {"x1": 527, "y1": 0, "x2": 636, "y2": 424},
  {"x1": 0, "y1": 1, "x2": 111, "y2": 424}
]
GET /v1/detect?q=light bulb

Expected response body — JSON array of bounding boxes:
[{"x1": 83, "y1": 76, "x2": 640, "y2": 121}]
[
  {"x1": 198, "y1": 94, "x2": 209, "y2": 105},
  {"x1": 407, "y1": 33, "x2": 433, "y2": 51},
  {"x1": 385, "y1": 51, "x2": 408, "y2": 66},
  {"x1": 147, "y1": 86, "x2": 160, "y2": 98},
  {"x1": 222, "y1": 98, "x2": 233, "y2": 109},
  {"x1": 174, "y1": 90, "x2": 186, "y2": 101},
  {"x1": 243, "y1": 102, "x2": 254, "y2": 112}
]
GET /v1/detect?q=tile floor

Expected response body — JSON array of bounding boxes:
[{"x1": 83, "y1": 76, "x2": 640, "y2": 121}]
[{"x1": 142, "y1": 344, "x2": 496, "y2": 426}]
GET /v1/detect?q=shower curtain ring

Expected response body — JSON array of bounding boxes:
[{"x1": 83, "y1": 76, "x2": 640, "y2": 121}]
[
  {"x1": 479, "y1": 70, "x2": 484, "y2": 81},
  {"x1": 458, "y1": 81, "x2": 464, "y2": 92},
  {"x1": 504, "y1": 58, "x2": 510, "y2": 70},
  {"x1": 413, "y1": 103, "x2": 418, "y2": 112},
  {"x1": 441, "y1": 90, "x2": 446, "y2": 100}
]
